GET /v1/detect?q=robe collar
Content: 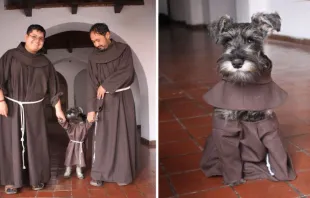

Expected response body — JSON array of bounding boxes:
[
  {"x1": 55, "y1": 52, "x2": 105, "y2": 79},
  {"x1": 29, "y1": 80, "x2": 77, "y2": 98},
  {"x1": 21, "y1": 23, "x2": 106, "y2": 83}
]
[
  {"x1": 90, "y1": 39, "x2": 127, "y2": 64},
  {"x1": 13, "y1": 42, "x2": 50, "y2": 68}
]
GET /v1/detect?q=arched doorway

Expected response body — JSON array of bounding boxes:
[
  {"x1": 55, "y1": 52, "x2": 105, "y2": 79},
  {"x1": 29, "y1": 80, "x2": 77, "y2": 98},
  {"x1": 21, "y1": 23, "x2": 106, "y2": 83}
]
[
  {"x1": 74, "y1": 69, "x2": 87, "y2": 112},
  {"x1": 45, "y1": 22, "x2": 149, "y2": 140}
]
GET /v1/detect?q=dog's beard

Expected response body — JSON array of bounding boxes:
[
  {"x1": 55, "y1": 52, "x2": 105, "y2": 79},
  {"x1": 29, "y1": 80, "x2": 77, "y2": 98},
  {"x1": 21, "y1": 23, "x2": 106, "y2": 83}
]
[{"x1": 218, "y1": 60, "x2": 260, "y2": 83}]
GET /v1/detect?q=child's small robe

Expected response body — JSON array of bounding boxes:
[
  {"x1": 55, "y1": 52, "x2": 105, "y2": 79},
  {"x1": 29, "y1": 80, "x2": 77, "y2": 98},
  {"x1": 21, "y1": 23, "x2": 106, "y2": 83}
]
[{"x1": 58, "y1": 119, "x2": 93, "y2": 167}]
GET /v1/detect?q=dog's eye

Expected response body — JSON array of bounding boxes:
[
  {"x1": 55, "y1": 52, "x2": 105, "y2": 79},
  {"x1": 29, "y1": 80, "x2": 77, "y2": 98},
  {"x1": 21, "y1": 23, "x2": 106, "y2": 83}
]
[
  {"x1": 221, "y1": 37, "x2": 232, "y2": 45},
  {"x1": 247, "y1": 38, "x2": 254, "y2": 43}
]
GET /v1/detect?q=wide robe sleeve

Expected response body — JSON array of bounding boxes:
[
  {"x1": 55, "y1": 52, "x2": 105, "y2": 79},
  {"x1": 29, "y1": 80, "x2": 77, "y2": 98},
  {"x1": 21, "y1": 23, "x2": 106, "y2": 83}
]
[
  {"x1": 85, "y1": 121, "x2": 93, "y2": 131},
  {"x1": 86, "y1": 60, "x2": 100, "y2": 112},
  {"x1": 101, "y1": 46, "x2": 135, "y2": 94},
  {"x1": 58, "y1": 119, "x2": 71, "y2": 131},
  {"x1": 0, "y1": 51, "x2": 11, "y2": 95},
  {"x1": 48, "y1": 62, "x2": 63, "y2": 107}
]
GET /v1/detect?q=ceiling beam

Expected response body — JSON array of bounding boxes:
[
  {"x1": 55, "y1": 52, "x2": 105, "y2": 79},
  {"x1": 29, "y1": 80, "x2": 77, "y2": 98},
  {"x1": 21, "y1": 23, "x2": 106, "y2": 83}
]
[
  {"x1": 71, "y1": 2, "x2": 78, "y2": 14},
  {"x1": 23, "y1": 0, "x2": 33, "y2": 17},
  {"x1": 114, "y1": 4, "x2": 123, "y2": 13}
]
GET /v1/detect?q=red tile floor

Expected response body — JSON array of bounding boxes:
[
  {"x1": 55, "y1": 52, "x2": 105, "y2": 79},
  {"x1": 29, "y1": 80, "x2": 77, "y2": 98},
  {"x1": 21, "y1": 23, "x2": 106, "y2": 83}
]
[
  {"x1": 0, "y1": 122, "x2": 156, "y2": 198},
  {"x1": 159, "y1": 25, "x2": 310, "y2": 198}
]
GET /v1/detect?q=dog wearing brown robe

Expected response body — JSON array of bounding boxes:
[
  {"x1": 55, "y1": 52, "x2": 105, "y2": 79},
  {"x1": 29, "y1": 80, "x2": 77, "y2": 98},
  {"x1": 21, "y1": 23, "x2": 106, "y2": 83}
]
[
  {"x1": 58, "y1": 107, "x2": 93, "y2": 179},
  {"x1": 200, "y1": 12, "x2": 296, "y2": 186}
]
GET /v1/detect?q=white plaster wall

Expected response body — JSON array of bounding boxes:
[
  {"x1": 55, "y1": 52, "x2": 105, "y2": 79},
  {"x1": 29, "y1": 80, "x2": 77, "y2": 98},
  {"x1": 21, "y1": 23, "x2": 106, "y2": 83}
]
[
  {"x1": 202, "y1": 0, "x2": 210, "y2": 24},
  {"x1": 169, "y1": 0, "x2": 236, "y2": 25},
  {"x1": 0, "y1": 0, "x2": 156, "y2": 140},
  {"x1": 236, "y1": 0, "x2": 250, "y2": 22},
  {"x1": 269, "y1": 0, "x2": 310, "y2": 39},
  {"x1": 53, "y1": 58, "x2": 87, "y2": 109},
  {"x1": 208, "y1": 0, "x2": 236, "y2": 22},
  {"x1": 169, "y1": 0, "x2": 205, "y2": 25},
  {"x1": 43, "y1": 48, "x2": 142, "y2": 130},
  {"x1": 74, "y1": 69, "x2": 88, "y2": 112},
  {"x1": 249, "y1": 0, "x2": 269, "y2": 15},
  {"x1": 236, "y1": 0, "x2": 310, "y2": 39},
  {"x1": 169, "y1": 0, "x2": 187, "y2": 22},
  {"x1": 187, "y1": 0, "x2": 204, "y2": 25}
]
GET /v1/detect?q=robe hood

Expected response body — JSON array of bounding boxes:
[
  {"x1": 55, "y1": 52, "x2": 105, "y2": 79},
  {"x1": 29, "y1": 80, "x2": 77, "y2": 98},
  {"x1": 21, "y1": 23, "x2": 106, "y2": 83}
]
[
  {"x1": 203, "y1": 71, "x2": 288, "y2": 111},
  {"x1": 89, "y1": 39, "x2": 128, "y2": 64},
  {"x1": 12, "y1": 42, "x2": 50, "y2": 68}
]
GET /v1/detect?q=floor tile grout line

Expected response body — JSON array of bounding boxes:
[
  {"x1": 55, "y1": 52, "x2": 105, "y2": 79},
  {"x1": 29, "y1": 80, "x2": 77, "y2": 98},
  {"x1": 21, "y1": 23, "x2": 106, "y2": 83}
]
[
  {"x1": 231, "y1": 186, "x2": 241, "y2": 198},
  {"x1": 159, "y1": 162, "x2": 168, "y2": 175},
  {"x1": 159, "y1": 161, "x2": 178, "y2": 197},
  {"x1": 159, "y1": 119, "x2": 179, "y2": 123},
  {"x1": 159, "y1": 76, "x2": 207, "y2": 197},
  {"x1": 285, "y1": 141, "x2": 310, "y2": 197},
  {"x1": 159, "y1": 73, "x2": 215, "y2": 110},
  {"x1": 159, "y1": 168, "x2": 202, "y2": 177},
  {"x1": 287, "y1": 141, "x2": 303, "y2": 152},
  {"x1": 160, "y1": 114, "x2": 212, "y2": 123},
  {"x1": 173, "y1": 185, "x2": 231, "y2": 197},
  {"x1": 167, "y1": 122, "x2": 203, "y2": 152},
  {"x1": 159, "y1": 72, "x2": 174, "y2": 84},
  {"x1": 286, "y1": 181, "x2": 305, "y2": 197},
  {"x1": 165, "y1": 174, "x2": 178, "y2": 197},
  {"x1": 163, "y1": 101, "x2": 204, "y2": 152},
  {"x1": 118, "y1": 185, "x2": 129, "y2": 198},
  {"x1": 160, "y1": 151, "x2": 202, "y2": 160},
  {"x1": 288, "y1": 141, "x2": 310, "y2": 156},
  {"x1": 159, "y1": 73, "x2": 194, "y2": 100},
  {"x1": 295, "y1": 168, "x2": 310, "y2": 173},
  {"x1": 285, "y1": 133, "x2": 310, "y2": 140},
  {"x1": 159, "y1": 138, "x2": 207, "y2": 145}
]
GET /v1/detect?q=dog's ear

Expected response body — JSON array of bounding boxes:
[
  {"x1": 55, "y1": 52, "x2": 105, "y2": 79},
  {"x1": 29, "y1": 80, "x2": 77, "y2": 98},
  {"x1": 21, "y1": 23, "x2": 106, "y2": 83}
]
[
  {"x1": 78, "y1": 107, "x2": 83, "y2": 113},
  {"x1": 208, "y1": 15, "x2": 233, "y2": 43},
  {"x1": 251, "y1": 12, "x2": 281, "y2": 37}
]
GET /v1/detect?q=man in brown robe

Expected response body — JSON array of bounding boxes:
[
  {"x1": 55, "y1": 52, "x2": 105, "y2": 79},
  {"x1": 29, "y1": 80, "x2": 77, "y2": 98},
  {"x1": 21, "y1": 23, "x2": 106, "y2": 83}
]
[
  {"x1": 87, "y1": 23, "x2": 140, "y2": 187},
  {"x1": 0, "y1": 25, "x2": 66, "y2": 194}
]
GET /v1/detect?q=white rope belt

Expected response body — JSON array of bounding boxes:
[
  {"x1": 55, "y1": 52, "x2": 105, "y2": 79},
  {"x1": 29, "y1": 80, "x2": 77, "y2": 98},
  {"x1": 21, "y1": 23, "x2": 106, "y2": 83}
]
[
  {"x1": 70, "y1": 140, "x2": 83, "y2": 166},
  {"x1": 5, "y1": 96, "x2": 44, "y2": 169},
  {"x1": 266, "y1": 153, "x2": 275, "y2": 176},
  {"x1": 92, "y1": 86, "x2": 130, "y2": 165},
  {"x1": 105, "y1": 86, "x2": 131, "y2": 94}
]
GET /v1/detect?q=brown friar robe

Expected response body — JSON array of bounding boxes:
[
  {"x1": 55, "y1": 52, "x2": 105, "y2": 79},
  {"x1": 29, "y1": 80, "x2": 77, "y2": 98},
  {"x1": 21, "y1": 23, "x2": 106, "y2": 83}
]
[
  {"x1": 200, "y1": 73, "x2": 296, "y2": 183},
  {"x1": 58, "y1": 119, "x2": 92, "y2": 168},
  {"x1": 0, "y1": 42, "x2": 62, "y2": 187},
  {"x1": 87, "y1": 40, "x2": 140, "y2": 184}
]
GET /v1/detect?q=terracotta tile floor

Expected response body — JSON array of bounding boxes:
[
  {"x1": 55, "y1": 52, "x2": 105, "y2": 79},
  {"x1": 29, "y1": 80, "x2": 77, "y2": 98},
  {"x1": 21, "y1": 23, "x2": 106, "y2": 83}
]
[
  {"x1": 0, "y1": 122, "x2": 155, "y2": 198},
  {"x1": 159, "y1": 25, "x2": 310, "y2": 198}
]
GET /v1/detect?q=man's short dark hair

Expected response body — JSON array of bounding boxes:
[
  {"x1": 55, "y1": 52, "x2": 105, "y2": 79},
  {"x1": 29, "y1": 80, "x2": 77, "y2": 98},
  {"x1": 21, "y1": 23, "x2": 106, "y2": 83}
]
[
  {"x1": 89, "y1": 23, "x2": 110, "y2": 36},
  {"x1": 27, "y1": 24, "x2": 46, "y2": 38}
]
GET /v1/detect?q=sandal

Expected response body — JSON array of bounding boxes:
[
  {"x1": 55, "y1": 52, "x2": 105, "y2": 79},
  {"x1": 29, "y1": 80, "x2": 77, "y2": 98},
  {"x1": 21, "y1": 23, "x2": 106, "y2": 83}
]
[
  {"x1": 90, "y1": 180, "x2": 103, "y2": 187},
  {"x1": 5, "y1": 185, "x2": 17, "y2": 194},
  {"x1": 32, "y1": 183, "x2": 45, "y2": 190},
  {"x1": 117, "y1": 182, "x2": 130, "y2": 186}
]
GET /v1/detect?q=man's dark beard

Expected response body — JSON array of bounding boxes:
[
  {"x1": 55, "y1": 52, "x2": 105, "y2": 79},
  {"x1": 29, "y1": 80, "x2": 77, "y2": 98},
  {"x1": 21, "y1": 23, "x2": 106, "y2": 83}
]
[
  {"x1": 97, "y1": 46, "x2": 105, "y2": 51},
  {"x1": 96, "y1": 39, "x2": 112, "y2": 51}
]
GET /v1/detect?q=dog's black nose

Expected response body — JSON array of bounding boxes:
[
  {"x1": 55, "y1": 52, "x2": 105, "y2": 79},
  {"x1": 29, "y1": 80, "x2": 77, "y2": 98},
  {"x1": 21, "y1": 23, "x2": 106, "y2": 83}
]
[{"x1": 232, "y1": 59, "x2": 244, "y2": 68}]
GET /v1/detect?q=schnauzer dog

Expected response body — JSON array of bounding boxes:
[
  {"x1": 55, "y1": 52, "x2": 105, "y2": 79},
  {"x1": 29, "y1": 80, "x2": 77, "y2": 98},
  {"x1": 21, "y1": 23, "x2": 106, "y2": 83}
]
[
  {"x1": 59, "y1": 107, "x2": 92, "y2": 180},
  {"x1": 200, "y1": 12, "x2": 296, "y2": 186},
  {"x1": 65, "y1": 107, "x2": 86, "y2": 123},
  {"x1": 209, "y1": 12, "x2": 281, "y2": 122}
]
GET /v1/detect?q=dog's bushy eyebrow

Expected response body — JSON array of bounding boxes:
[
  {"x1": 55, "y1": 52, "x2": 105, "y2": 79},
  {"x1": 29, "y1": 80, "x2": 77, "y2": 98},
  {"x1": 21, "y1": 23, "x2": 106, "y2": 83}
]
[{"x1": 242, "y1": 29, "x2": 264, "y2": 41}]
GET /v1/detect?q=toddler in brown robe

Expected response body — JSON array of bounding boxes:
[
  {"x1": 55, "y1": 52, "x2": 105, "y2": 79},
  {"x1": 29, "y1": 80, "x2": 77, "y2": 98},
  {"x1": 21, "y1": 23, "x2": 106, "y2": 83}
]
[{"x1": 58, "y1": 107, "x2": 93, "y2": 179}]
